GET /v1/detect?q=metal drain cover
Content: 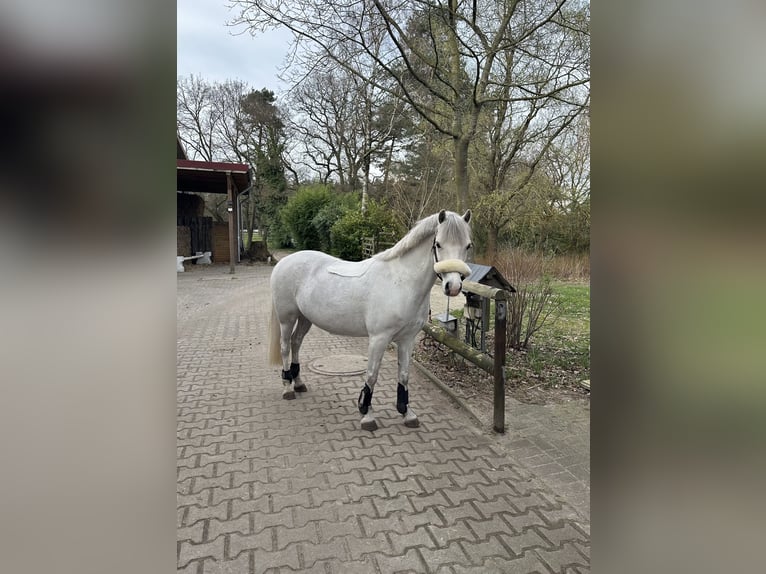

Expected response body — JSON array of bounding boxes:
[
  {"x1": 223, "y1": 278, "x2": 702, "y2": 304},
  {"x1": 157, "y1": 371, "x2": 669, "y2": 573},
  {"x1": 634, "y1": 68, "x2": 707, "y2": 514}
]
[{"x1": 308, "y1": 354, "x2": 367, "y2": 376}]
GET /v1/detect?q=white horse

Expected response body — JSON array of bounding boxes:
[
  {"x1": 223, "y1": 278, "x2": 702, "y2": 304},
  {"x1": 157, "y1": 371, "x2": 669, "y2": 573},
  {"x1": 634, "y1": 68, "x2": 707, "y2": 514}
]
[{"x1": 268, "y1": 209, "x2": 472, "y2": 431}]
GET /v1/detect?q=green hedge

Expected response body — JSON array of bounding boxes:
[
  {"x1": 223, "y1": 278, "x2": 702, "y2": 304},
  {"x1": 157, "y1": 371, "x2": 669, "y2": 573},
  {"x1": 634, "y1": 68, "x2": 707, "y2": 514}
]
[
  {"x1": 279, "y1": 184, "x2": 334, "y2": 250},
  {"x1": 330, "y1": 200, "x2": 404, "y2": 261},
  {"x1": 279, "y1": 185, "x2": 403, "y2": 259}
]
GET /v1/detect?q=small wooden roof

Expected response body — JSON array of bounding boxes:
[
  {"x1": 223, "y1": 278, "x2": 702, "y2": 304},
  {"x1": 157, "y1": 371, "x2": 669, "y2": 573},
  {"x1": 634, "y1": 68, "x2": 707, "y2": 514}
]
[{"x1": 465, "y1": 263, "x2": 516, "y2": 292}]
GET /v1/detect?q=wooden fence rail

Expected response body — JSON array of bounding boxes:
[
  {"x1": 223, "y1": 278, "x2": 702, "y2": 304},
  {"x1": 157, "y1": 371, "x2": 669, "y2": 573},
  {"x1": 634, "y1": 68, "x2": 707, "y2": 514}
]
[{"x1": 422, "y1": 281, "x2": 508, "y2": 433}]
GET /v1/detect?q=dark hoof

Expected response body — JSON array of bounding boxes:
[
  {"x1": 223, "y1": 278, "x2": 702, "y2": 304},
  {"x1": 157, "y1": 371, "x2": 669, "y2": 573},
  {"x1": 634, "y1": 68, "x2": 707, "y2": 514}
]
[
  {"x1": 282, "y1": 390, "x2": 296, "y2": 400},
  {"x1": 361, "y1": 419, "x2": 378, "y2": 432},
  {"x1": 404, "y1": 418, "x2": 420, "y2": 428},
  {"x1": 294, "y1": 383, "x2": 307, "y2": 393}
]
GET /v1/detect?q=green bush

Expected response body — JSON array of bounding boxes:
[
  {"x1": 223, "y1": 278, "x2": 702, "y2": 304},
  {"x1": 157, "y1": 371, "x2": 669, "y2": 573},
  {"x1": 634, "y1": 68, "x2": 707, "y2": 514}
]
[
  {"x1": 279, "y1": 184, "x2": 334, "y2": 250},
  {"x1": 330, "y1": 200, "x2": 404, "y2": 261},
  {"x1": 312, "y1": 193, "x2": 359, "y2": 252},
  {"x1": 267, "y1": 213, "x2": 293, "y2": 248}
]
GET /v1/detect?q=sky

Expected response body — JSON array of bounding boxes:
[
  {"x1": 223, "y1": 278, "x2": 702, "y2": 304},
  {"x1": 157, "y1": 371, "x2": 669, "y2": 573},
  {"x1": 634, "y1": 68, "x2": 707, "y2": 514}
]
[{"x1": 177, "y1": 0, "x2": 292, "y2": 93}]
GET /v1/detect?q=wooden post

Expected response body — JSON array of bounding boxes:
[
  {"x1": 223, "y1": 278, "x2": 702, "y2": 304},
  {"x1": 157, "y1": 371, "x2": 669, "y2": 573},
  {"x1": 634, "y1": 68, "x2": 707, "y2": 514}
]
[
  {"x1": 493, "y1": 298, "x2": 507, "y2": 433},
  {"x1": 227, "y1": 172, "x2": 236, "y2": 274},
  {"x1": 421, "y1": 280, "x2": 509, "y2": 434}
]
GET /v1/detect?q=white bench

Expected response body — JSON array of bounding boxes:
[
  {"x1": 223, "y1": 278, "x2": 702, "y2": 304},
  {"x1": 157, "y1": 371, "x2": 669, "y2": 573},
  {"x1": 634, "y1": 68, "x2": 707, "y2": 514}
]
[{"x1": 177, "y1": 251, "x2": 212, "y2": 272}]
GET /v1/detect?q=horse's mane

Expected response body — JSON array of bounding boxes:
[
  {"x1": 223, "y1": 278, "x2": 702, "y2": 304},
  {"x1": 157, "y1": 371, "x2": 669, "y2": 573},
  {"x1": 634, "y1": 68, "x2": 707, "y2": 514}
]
[{"x1": 374, "y1": 211, "x2": 469, "y2": 261}]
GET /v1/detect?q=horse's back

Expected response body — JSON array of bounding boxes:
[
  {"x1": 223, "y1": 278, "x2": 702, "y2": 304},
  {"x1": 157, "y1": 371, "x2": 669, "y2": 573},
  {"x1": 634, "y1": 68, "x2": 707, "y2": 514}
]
[
  {"x1": 272, "y1": 251, "x2": 338, "y2": 294},
  {"x1": 271, "y1": 250, "x2": 372, "y2": 336},
  {"x1": 272, "y1": 250, "x2": 338, "y2": 275}
]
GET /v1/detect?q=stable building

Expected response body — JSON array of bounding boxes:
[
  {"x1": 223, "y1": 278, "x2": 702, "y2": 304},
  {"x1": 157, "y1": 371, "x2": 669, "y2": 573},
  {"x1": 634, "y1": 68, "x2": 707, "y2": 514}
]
[{"x1": 176, "y1": 136, "x2": 253, "y2": 273}]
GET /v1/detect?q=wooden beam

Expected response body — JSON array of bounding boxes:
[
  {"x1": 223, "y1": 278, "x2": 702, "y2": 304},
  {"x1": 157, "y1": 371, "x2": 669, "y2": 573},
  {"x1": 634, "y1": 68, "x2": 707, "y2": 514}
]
[
  {"x1": 421, "y1": 322, "x2": 495, "y2": 374},
  {"x1": 462, "y1": 280, "x2": 507, "y2": 300},
  {"x1": 227, "y1": 172, "x2": 236, "y2": 274}
]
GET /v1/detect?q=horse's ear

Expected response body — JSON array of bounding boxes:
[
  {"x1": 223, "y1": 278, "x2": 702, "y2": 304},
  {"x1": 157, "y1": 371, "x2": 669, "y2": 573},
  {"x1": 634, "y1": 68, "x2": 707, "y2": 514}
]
[
  {"x1": 463, "y1": 209, "x2": 472, "y2": 223},
  {"x1": 438, "y1": 209, "x2": 446, "y2": 223}
]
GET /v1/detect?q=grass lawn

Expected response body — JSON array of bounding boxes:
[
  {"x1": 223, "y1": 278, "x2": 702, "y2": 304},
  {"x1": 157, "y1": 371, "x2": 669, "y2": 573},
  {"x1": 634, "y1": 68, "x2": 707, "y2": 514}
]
[
  {"x1": 241, "y1": 232, "x2": 263, "y2": 250},
  {"x1": 504, "y1": 282, "x2": 590, "y2": 400}
]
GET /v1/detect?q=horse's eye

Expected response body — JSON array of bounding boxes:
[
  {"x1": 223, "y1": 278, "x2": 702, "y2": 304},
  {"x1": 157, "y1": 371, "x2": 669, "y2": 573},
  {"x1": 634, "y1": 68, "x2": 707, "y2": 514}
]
[
  {"x1": 435, "y1": 242, "x2": 441, "y2": 249},
  {"x1": 467, "y1": 243, "x2": 473, "y2": 250}
]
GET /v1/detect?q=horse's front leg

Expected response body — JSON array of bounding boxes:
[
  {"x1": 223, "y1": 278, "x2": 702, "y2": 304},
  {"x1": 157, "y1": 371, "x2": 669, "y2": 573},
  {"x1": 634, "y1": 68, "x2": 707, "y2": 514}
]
[
  {"x1": 358, "y1": 335, "x2": 389, "y2": 431},
  {"x1": 396, "y1": 337, "x2": 420, "y2": 428}
]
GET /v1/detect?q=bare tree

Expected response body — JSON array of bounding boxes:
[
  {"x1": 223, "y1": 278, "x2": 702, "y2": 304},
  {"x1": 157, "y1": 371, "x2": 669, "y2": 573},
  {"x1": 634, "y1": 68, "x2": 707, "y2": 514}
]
[
  {"x1": 545, "y1": 111, "x2": 590, "y2": 211},
  {"x1": 177, "y1": 77, "x2": 289, "y2": 233},
  {"x1": 281, "y1": 26, "x2": 407, "y2": 210},
  {"x1": 467, "y1": 0, "x2": 589, "y2": 256},
  {"x1": 386, "y1": 117, "x2": 452, "y2": 228},
  {"x1": 229, "y1": 0, "x2": 590, "y2": 213},
  {"x1": 177, "y1": 75, "x2": 219, "y2": 162},
  {"x1": 286, "y1": 69, "x2": 360, "y2": 187}
]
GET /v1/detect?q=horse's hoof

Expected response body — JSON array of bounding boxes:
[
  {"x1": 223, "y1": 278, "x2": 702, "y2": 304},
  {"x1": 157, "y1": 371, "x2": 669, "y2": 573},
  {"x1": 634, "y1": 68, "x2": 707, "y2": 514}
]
[
  {"x1": 294, "y1": 383, "x2": 307, "y2": 392},
  {"x1": 283, "y1": 390, "x2": 296, "y2": 400},
  {"x1": 360, "y1": 409, "x2": 378, "y2": 431},
  {"x1": 403, "y1": 410, "x2": 420, "y2": 428},
  {"x1": 361, "y1": 418, "x2": 378, "y2": 432}
]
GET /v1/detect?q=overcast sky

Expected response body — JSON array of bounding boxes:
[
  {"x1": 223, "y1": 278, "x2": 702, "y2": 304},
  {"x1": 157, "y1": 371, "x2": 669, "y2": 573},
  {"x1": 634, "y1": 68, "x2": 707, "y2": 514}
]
[{"x1": 177, "y1": 0, "x2": 291, "y2": 92}]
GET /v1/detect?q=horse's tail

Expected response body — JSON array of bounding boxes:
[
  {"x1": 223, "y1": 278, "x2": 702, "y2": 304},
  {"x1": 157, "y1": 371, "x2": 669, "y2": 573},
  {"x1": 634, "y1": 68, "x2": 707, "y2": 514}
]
[{"x1": 268, "y1": 300, "x2": 283, "y2": 366}]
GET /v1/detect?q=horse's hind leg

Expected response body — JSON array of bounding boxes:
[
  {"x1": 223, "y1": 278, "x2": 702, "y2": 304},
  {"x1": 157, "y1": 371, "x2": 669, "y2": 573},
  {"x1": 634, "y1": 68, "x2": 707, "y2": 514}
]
[
  {"x1": 279, "y1": 316, "x2": 298, "y2": 400},
  {"x1": 396, "y1": 337, "x2": 420, "y2": 428},
  {"x1": 290, "y1": 315, "x2": 312, "y2": 393}
]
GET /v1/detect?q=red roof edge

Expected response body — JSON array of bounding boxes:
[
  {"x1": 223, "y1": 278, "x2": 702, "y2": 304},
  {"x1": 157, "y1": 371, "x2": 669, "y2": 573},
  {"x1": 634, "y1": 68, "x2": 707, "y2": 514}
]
[{"x1": 177, "y1": 159, "x2": 250, "y2": 173}]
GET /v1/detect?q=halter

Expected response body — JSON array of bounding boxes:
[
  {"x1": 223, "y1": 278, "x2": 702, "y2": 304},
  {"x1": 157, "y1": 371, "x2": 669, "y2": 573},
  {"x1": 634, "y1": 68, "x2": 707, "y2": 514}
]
[{"x1": 432, "y1": 237, "x2": 443, "y2": 280}]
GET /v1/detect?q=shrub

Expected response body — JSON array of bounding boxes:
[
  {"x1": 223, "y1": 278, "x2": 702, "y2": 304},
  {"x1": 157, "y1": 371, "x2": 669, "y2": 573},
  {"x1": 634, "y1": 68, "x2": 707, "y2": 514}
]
[
  {"x1": 490, "y1": 247, "x2": 563, "y2": 350},
  {"x1": 312, "y1": 193, "x2": 359, "y2": 252},
  {"x1": 279, "y1": 184, "x2": 334, "y2": 250},
  {"x1": 267, "y1": 213, "x2": 293, "y2": 248},
  {"x1": 330, "y1": 200, "x2": 404, "y2": 261}
]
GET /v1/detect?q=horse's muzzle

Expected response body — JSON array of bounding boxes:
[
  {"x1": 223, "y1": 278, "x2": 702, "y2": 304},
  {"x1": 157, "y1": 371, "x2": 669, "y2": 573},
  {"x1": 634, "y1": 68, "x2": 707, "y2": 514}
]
[
  {"x1": 443, "y1": 279, "x2": 463, "y2": 297},
  {"x1": 434, "y1": 259, "x2": 470, "y2": 296}
]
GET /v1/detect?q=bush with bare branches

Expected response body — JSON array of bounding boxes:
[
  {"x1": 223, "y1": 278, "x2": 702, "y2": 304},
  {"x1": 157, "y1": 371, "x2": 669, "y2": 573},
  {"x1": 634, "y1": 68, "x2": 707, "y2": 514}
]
[{"x1": 488, "y1": 248, "x2": 571, "y2": 350}]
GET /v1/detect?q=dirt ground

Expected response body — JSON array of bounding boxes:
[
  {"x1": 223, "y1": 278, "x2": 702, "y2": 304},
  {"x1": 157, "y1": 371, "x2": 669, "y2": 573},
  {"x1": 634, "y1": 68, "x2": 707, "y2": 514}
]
[{"x1": 414, "y1": 332, "x2": 590, "y2": 407}]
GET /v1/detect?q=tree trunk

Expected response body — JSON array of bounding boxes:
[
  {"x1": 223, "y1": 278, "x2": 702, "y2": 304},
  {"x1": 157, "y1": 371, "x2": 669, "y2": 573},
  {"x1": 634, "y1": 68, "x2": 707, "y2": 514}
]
[
  {"x1": 383, "y1": 137, "x2": 395, "y2": 193},
  {"x1": 486, "y1": 226, "x2": 499, "y2": 261},
  {"x1": 247, "y1": 193, "x2": 257, "y2": 246},
  {"x1": 361, "y1": 176, "x2": 369, "y2": 212},
  {"x1": 453, "y1": 136, "x2": 470, "y2": 213}
]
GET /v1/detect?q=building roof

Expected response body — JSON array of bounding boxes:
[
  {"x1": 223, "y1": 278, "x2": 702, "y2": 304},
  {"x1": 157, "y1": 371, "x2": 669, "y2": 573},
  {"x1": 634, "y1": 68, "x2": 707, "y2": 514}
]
[{"x1": 176, "y1": 159, "x2": 252, "y2": 195}]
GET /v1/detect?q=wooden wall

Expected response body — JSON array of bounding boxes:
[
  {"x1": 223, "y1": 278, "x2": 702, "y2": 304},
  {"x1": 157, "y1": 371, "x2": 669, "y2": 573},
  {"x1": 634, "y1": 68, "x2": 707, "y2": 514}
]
[{"x1": 212, "y1": 223, "x2": 230, "y2": 263}]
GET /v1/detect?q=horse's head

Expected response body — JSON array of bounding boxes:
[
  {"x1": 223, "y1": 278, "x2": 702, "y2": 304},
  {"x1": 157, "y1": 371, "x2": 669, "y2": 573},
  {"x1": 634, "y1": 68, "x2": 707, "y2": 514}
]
[{"x1": 433, "y1": 209, "x2": 473, "y2": 296}]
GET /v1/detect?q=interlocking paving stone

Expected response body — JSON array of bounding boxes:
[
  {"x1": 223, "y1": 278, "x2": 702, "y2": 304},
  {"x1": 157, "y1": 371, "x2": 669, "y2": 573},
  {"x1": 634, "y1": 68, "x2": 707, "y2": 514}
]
[
  {"x1": 533, "y1": 541, "x2": 590, "y2": 572},
  {"x1": 178, "y1": 537, "x2": 226, "y2": 569},
  {"x1": 228, "y1": 529, "x2": 273, "y2": 558},
  {"x1": 207, "y1": 514, "x2": 250, "y2": 541},
  {"x1": 373, "y1": 548, "x2": 428, "y2": 574},
  {"x1": 300, "y1": 537, "x2": 349, "y2": 568},
  {"x1": 178, "y1": 265, "x2": 590, "y2": 573},
  {"x1": 428, "y1": 520, "x2": 477, "y2": 547},
  {"x1": 346, "y1": 531, "x2": 393, "y2": 560},
  {"x1": 198, "y1": 553, "x2": 251, "y2": 574}
]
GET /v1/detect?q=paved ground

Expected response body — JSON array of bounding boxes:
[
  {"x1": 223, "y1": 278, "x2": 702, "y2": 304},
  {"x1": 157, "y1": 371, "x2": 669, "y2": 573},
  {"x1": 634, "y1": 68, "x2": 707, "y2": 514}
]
[
  {"x1": 177, "y1": 264, "x2": 590, "y2": 573},
  {"x1": 422, "y1": 287, "x2": 590, "y2": 523}
]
